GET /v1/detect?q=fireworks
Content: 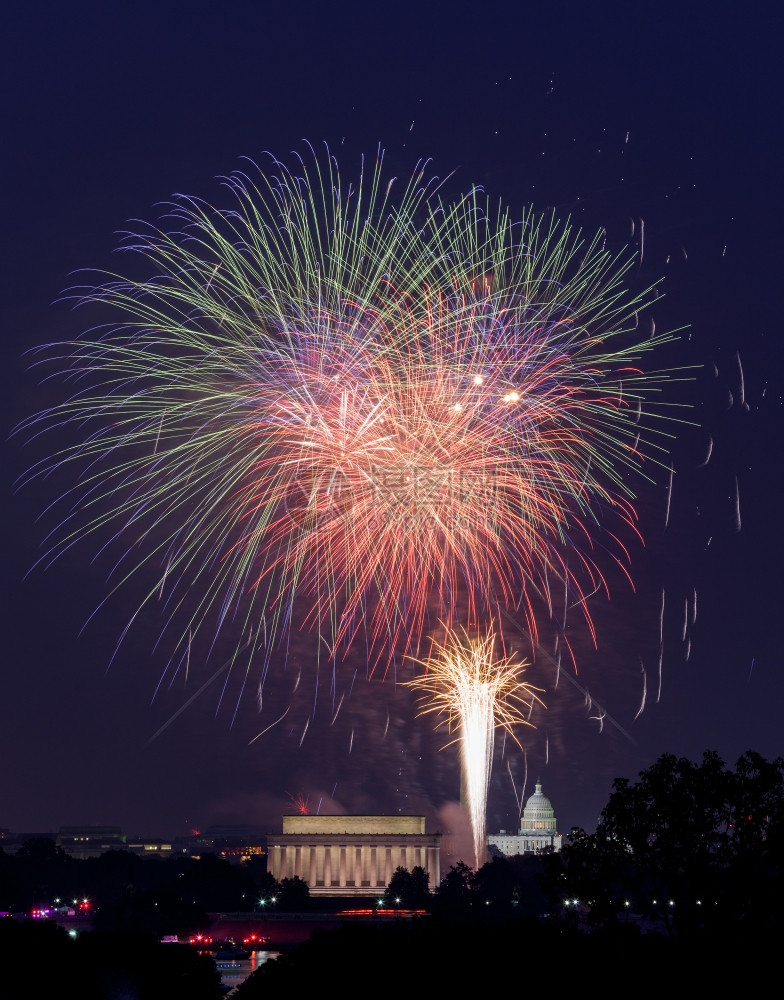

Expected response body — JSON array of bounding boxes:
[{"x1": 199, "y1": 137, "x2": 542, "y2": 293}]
[
  {"x1": 285, "y1": 792, "x2": 312, "y2": 816},
  {"x1": 20, "y1": 145, "x2": 677, "y2": 696},
  {"x1": 407, "y1": 627, "x2": 544, "y2": 869}
]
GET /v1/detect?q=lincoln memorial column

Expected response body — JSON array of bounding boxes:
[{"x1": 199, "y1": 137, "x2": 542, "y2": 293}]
[
  {"x1": 361, "y1": 844, "x2": 370, "y2": 885},
  {"x1": 353, "y1": 846, "x2": 362, "y2": 887},
  {"x1": 384, "y1": 847, "x2": 392, "y2": 886},
  {"x1": 339, "y1": 846, "x2": 347, "y2": 887}
]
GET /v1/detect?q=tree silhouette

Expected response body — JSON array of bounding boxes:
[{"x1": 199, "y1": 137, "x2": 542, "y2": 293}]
[
  {"x1": 276, "y1": 876, "x2": 310, "y2": 911},
  {"x1": 383, "y1": 865, "x2": 431, "y2": 909},
  {"x1": 545, "y1": 750, "x2": 784, "y2": 937}
]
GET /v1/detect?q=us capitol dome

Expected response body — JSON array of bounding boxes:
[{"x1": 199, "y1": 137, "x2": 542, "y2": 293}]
[{"x1": 487, "y1": 779, "x2": 562, "y2": 856}]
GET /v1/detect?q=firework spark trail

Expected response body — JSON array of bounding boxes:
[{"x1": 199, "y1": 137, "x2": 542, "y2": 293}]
[
  {"x1": 520, "y1": 752, "x2": 529, "y2": 825},
  {"x1": 19, "y1": 145, "x2": 686, "y2": 718},
  {"x1": 589, "y1": 706, "x2": 607, "y2": 732},
  {"x1": 664, "y1": 463, "x2": 674, "y2": 529},
  {"x1": 698, "y1": 435, "x2": 713, "y2": 468},
  {"x1": 635, "y1": 658, "x2": 647, "y2": 720},
  {"x1": 735, "y1": 352, "x2": 746, "y2": 408},
  {"x1": 657, "y1": 588, "x2": 665, "y2": 702},
  {"x1": 507, "y1": 758, "x2": 523, "y2": 816},
  {"x1": 248, "y1": 708, "x2": 290, "y2": 745},
  {"x1": 638, "y1": 217, "x2": 645, "y2": 268},
  {"x1": 499, "y1": 607, "x2": 636, "y2": 743},
  {"x1": 147, "y1": 631, "x2": 256, "y2": 744},
  {"x1": 407, "y1": 626, "x2": 544, "y2": 870}
]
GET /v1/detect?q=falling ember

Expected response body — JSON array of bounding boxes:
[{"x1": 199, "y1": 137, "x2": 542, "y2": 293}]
[
  {"x1": 406, "y1": 626, "x2": 544, "y2": 871},
  {"x1": 634, "y1": 659, "x2": 647, "y2": 720},
  {"x1": 664, "y1": 463, "x2": 674, "y2": 529}
]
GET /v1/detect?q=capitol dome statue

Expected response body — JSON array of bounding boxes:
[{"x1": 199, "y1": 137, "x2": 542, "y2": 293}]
[{"x1": 487, "y1": 779, "x2": 562, "y2": 856}]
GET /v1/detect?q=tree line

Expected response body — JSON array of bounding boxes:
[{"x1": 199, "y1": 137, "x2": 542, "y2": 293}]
[
  {"x1": 234, "y1": 749, "x2": 784, "y2": 992},
  {"x1": 4, "y1": 749, "x2": 782, "y2": 994}
]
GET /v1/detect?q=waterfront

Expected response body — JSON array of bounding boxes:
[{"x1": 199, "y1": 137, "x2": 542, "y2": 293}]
[{"x1": 216, "y1": 951, "x2": 280, "y2": 992}]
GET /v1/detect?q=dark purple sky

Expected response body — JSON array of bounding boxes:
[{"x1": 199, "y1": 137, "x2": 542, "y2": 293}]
[{"x1": 2, "y1": 1, "x2": 781, "y2": 849}]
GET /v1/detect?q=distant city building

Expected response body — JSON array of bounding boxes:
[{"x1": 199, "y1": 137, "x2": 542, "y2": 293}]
[
  {"x1": 0, "y1": 822, "x2": 268, "y2": 861},
  {"x1": 269, "y1": 815, "x2": 441, "y2": 897},
  {"x1": 54, "y1": 826, "x2": 181, "y2": 860},
  {"x1": 487, "y1": 780, "x2": 562, "y2": 856},
  {"x1": 56, "y1": 825, "x2": 126, "y2": 860},
  {"x1": 124, "y1": 838, "x2": 175, "y2": 859},
  {"x1": 188, "y1": 825, "x2": 266, "y2": 863}
]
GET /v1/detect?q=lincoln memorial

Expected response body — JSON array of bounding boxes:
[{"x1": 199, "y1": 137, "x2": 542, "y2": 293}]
[{"x1": 268, "y1": 815, "x2": 442, "y2": 897}]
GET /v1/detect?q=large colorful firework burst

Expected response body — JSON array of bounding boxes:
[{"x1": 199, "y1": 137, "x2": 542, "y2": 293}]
[{"x1": 20, "y1": 145, "x2": 679, "y2": 692}]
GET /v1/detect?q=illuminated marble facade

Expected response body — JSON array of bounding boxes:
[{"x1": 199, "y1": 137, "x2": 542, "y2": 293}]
[
  {"x1": 269, "y1": 815, "x2": 442, "y2": 896},
  {"x1": 487, "y1": 780, "x2": 562, "y2": 856}
]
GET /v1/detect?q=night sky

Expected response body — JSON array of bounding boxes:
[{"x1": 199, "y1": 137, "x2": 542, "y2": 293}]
[{"x1": 3, "y1": 2, "x2": 781, "y2": 853}]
